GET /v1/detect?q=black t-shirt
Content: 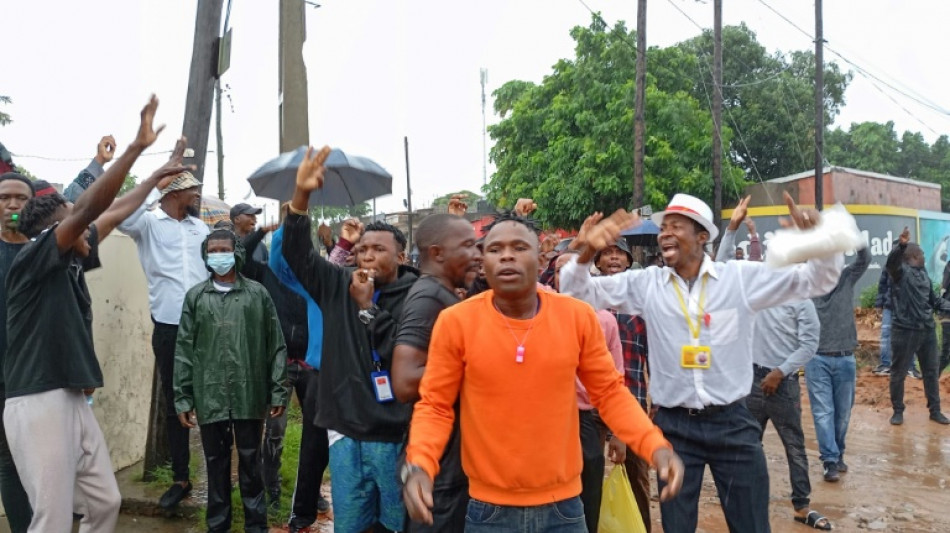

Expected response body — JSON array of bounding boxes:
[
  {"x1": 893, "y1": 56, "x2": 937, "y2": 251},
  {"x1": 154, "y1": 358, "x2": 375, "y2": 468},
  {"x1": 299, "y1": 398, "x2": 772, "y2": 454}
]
[
  {"x1": 4, "y1": 225, "x2": 104, "y2": 398},
  {"x1": 0, "y1": 239, "x2": 27, "y2": 391},
  {"x1": 394, "y1": 276, "x2": 460, "y2": 351}
]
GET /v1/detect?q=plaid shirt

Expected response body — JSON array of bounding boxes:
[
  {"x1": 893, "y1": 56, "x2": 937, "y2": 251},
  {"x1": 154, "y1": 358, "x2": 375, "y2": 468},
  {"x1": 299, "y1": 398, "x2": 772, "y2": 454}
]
[{"x1": 610, "y1": 310, "x2": 649, "y2": 409}]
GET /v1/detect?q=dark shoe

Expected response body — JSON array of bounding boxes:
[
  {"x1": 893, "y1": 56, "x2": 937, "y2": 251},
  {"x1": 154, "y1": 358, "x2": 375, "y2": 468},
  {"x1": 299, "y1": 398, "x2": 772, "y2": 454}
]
[
  {"x1": 872, "y1": 364, "x2": 890, "y2": 375},
  {"x1": 837, "y1": 459, "x2": 848, "y2": 473},
  {"x1": 890, "y1": 412, "x2": 904, "y2": 425},
  {"x1": 267, "y1": 490, "x2": 281, "y2": 514},
  {"x1": 930, "y1": 412, "x2": 950, "y2": 424},
  {"x1": 909, "y1": 368, "x2": 923, "y2": 379},
  {"x1": 822, "y1": 461, "x2": 839, "y2": 482},
  {"x1": 159, "y1": 481, "x2": 192, "y2": 509},
  {"x1": 794, "y1": 510, "x2": 833, "y2": 530},
  {"x1": 317, "y1": 495, "x2": 331, "y2": 514}
]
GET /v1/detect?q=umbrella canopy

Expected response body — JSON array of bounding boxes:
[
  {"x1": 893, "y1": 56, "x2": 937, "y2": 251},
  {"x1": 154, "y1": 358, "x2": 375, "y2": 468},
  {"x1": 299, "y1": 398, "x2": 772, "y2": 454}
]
[
  {"x1": 200, "y1": 195, "x2": 231, "y2": 228},
  {"x1": 621, "y1": 219, "x2": 660, "y2": 247},
  {"x1": 247, "y1": 147, "x2": 392, "y2": 207}
]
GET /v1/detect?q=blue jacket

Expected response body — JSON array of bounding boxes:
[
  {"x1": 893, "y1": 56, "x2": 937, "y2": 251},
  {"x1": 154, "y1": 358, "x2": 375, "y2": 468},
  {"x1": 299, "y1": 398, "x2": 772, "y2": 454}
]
[{"x1": 269, "y1": 227, "x2": 324, "y2": 369}]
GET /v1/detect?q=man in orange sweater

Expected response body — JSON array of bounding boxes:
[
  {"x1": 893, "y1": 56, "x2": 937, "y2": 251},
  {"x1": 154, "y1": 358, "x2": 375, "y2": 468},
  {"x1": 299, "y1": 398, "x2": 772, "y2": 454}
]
[{"x1": 403, "y1": 213, "x2": 683, "y2": 531}]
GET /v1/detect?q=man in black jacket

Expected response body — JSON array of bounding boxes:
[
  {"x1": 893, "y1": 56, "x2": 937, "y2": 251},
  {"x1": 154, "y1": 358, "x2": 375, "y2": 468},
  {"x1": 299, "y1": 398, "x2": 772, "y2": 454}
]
[
  {"x1": 282, "y1": 146, "x2": 417, "y2": 533},
  {"x1": 886, "y1": 227, "x2": 950, "y2": 426}
]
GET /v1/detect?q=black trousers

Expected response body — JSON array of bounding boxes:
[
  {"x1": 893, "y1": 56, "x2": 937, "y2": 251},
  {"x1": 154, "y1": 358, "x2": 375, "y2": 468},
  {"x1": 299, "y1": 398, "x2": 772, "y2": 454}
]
[
  {"x1": 289, "y1": 369, "x2": 331, "y2": 528},
  {"x1": 152, "y1": 320, "x2": 190, "y2": 482},
  {"x1": 200, "y1": 419, "x2": 267, "y2": 533},
  {"x1": 890, "y1": 325, "x2": 942, "y2": 414},
  {"x1": 579, "y1": 409, "x2": 606, "y2": 533}
]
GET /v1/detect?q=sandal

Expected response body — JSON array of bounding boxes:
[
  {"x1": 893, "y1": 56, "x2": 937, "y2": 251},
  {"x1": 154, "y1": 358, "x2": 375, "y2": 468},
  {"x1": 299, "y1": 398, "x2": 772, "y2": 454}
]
[{"x1": 795, "y1": 510, "x2": 832, "y2": 530}]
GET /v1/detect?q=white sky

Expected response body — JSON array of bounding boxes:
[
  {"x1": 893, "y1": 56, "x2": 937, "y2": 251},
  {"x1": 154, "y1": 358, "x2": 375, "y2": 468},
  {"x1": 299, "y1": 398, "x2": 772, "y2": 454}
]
[{"x1": 4, "y1": 0, "x2": 950, "y2": 222}]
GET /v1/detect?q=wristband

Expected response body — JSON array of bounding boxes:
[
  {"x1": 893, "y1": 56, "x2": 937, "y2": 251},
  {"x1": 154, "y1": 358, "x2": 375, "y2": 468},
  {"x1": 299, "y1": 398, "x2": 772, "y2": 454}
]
[{"x1": 288, "y1": 204, "x2": 309, "y2": 216}]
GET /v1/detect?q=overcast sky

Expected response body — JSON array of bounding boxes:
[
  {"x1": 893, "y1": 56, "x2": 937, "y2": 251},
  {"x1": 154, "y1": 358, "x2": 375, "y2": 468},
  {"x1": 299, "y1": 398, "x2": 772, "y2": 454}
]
[{"x1": 4, "y1": 0, "x2": 949, "y2": 222}]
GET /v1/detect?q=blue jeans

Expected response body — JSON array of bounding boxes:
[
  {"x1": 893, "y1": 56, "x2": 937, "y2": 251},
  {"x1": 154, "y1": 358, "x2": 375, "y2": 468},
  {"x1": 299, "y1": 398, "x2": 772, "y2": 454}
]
[
  {"x1": 464, "y1": 497, "x2": 587, "y2": 533},
  {"x1": 880, "y1": 308, "x2": 892, "y2": 367},
  {"x1": 805, "y1": 354, "x2": 856, "y2": 464},
  {"x1": 653, "y1": 403, "x2": 770, "y2": 533}
]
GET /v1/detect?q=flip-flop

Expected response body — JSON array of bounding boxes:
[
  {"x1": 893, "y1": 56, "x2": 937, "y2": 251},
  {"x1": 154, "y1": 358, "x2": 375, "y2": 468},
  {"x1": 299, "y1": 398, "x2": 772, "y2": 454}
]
[{"x1": 794, "y1": 510, "x2": 832, "y2": 530}]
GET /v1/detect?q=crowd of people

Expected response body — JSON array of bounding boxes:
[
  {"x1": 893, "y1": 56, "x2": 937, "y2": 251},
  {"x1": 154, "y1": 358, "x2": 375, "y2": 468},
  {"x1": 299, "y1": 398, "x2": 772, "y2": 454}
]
[{"x1": 0, "y1": 97, "x2": 946, "y2": 533}]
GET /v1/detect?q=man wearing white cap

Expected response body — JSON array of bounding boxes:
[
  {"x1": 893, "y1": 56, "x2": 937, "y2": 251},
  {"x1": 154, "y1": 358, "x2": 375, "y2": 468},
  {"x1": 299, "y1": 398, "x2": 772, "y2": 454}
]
[
  {"x1": 119, "y1": 171, "x2": 209, "y2": 509},
  {"x1": 560, "y1": 193, "x2": 845, "y2": 532}
]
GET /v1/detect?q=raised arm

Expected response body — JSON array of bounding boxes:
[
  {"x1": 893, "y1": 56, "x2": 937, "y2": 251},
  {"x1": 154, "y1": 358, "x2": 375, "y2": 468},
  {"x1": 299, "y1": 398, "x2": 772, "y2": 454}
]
[
  {"x1": 886, "y1": 227, "x2": 910, "y2": 283},
  {"x1": 55, "y1": 96, "x2": 164, "y2": 253},
  {"x1": 716, "y1": 228, "x2": 737, "y2": 262},
  {"x1": 94, "y1": 137, "x2": 191, "y2": 241},
  {"x1": 64, "y1": 135, "x2": 115, "y2": 202}
]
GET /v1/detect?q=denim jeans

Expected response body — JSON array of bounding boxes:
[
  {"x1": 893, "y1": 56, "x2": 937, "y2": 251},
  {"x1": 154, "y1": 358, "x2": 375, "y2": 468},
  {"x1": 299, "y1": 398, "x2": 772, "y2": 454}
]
[
  {"x1": 880, "y1": 308, "x2": 892, "y2": 367},
  {"x1": 890, "y1": 326, "x2": 942, "y2": 414},
  {"x1": 653, "y1": 403, "x2": 770, "y2": 533},
  {"x1": 805, "y1": 354, "x2": 855, "y2": 464},
  {"x1": 747, "y1": 366, "x2": 811, "y2": 510},
  {"x1": 464, "y1": 497, "x2": 587, "y2": 533}
]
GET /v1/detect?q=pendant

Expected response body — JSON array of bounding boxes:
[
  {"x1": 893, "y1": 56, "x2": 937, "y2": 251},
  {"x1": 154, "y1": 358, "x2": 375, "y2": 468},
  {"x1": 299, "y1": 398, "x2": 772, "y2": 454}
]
[{"x1": 516, "y1": 345, "x2": 525, "y2": 364}]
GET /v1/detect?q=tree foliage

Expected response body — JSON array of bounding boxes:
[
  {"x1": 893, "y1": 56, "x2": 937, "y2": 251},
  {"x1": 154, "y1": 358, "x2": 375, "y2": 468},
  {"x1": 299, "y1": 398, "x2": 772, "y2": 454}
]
[
  {"x1": 431, "y1": 190, "x2": 482, "y2": 207},
  {"x1": 487, "y1": 18, "x2": 745, "y2": 229},
  {"x1": 0, "y1": 95, "x2": 11, "y2": 127},
  {"x1": 311, "y1": 202, "x2": 370, "y2": 223}
]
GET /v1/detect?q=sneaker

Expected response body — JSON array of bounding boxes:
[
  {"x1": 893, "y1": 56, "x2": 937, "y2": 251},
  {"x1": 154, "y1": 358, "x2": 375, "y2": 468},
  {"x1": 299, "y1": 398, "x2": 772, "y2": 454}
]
[
  {"x1": 159, "y1": 481, "x2": 192, "y2": 509},
  {"x1": 822, "y1": 461, "x2": 839, "y2": 482},
  {"x1": 317, "y1": 495, "x2": 331, "y2": 514},
  {"x1": 890, "y1": 411, "x2": 904, "y2": 425},
  {"x1": 909, "y1": 368, "x2": 923, "y2": 379},
  {"x1": 837, "y1": 459, "x2": 848, "y2": 473},
  {"x1": 872, "y1": 364, "x2": 890, "y2": 375},
  {"x1": 930, "y1": 412, "x2": 950, "y2": 425}
]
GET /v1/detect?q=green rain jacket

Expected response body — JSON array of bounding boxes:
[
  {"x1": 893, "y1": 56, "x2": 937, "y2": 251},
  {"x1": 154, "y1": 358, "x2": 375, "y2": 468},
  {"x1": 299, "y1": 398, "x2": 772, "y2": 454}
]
[{"x1": 173, "y1": 237, "x2": 288, "y2": 424}]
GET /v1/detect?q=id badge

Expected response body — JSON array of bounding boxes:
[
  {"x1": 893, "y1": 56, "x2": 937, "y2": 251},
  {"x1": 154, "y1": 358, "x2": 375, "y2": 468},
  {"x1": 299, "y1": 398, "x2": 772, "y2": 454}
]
[
  {"x1": 371, "y1": 370, "x2": 395, "y2": 403},
  {"x1": 681, "y1": 345, "x2": 712, "y2": 369}
]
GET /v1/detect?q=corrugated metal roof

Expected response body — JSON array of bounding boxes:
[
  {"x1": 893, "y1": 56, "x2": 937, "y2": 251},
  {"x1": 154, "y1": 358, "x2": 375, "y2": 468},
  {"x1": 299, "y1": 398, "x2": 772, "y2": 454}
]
[{"x1": 765, "y1": 166, "x2": 940, "y2": 189}]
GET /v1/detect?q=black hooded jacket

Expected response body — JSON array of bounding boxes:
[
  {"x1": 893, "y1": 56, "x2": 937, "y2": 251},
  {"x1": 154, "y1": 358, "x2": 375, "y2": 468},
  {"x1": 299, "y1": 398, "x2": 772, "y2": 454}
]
[{"x1": 281, "y1": 212, "x2": 417, "y2": 442}]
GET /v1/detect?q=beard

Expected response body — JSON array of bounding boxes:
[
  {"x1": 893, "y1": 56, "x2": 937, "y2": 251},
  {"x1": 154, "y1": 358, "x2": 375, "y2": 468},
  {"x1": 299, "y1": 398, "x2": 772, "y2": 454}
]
[
  {"x1": 185, "y1": 204, "x2": 200, "y2": 218},
  {"x1": 468, "y1": 276, "x2": 490, "y2": 297}
]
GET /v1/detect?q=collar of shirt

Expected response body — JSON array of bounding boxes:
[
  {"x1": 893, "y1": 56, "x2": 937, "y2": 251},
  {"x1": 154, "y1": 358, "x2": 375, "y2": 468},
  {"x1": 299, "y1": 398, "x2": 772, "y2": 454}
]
[
  {"x1": 152, "y1": 207, "x2": 201, "y2": 226},
  {"x1": 662, "y1": 254, "x2": 720, "y2": 285}
]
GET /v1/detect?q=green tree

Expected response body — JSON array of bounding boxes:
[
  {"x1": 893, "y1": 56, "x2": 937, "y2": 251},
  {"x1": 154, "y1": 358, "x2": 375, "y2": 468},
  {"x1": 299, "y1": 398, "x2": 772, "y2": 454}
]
[
  {"x1": 431, "y1": 190, "x2": 482, "y2": 207},
  {"x1": 118, "y1": 174, "x2": 138, "y2": 196},
  {"x1": 0, "y1": 95, "x2": 11, "y2": 126},
  {"x1": 13, "y1": 165, "x2": 37, "y2": 181},
  {"x1": 487, "y1": 17, "x2": 745, "y2": 229},
  {"x1": 670, "y1": 24, "x2": 852, "y2": 180},
  {"x1": 311, "y1": 202, "x2": 370, "y2": 223},
  {"x1": 825, "y1": 121, "x2": 900, "y2": 174}
]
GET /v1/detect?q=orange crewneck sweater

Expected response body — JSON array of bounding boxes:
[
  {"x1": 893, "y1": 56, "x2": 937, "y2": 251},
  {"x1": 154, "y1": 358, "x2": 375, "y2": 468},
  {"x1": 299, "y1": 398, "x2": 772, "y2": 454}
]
[{"x1": 406, "y1": 290, "x2": 670, "y2": 506}]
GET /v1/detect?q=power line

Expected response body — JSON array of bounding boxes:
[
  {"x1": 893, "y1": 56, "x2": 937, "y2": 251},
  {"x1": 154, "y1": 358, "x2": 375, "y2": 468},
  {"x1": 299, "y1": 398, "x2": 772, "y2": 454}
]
[{"x1": 12, "y1": 149, "x2": 215, "y2": 163}]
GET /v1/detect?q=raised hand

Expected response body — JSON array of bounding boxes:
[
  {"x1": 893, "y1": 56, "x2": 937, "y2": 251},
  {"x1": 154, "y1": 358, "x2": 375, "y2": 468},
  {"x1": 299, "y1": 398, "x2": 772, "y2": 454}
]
[
  {"x1": 317, "y1": 223, "x2": 334, "y2": 248},
  {"x1": 899, "y1": 226, "x2": 910, "y2": 245},
  {"x1": 350, "y1": 268, "x2": 376, "y2": 310},
  {"x1": 341, "y1": 218, "x2": 364, "y2": 243},
  {"x1": 152, "y1": 136, "x2": 195, "y2": 189},
  {"x1": 744, "y1": 217, "x2": 757, "y2": 236},
  {"x1": 296, "y1": 145, "x2": 332, "y2": 193},
  {"x1": 132, "y1": 95, "x2": 165, "y2": 150},
  {"x1": 514, "y1": 198, "x2": 538, "y2": 217},
  {"x1": 447, "y1": 194, "x2": 468, "y2": 216},
  {"x1": 569, "y1": 212, "x2": 604, "y2": 251},
  {"x1": 780, "y1": 191, "x2": 820, "y2": 230},
  {"x1": 540, "y1": 234, "x2": 559, "y2": 254},
  {"x1": 95, "y1": 135, "x2": 117, "y2": 165},
  {"x1": 727, "y1": 195, "x2": 752, "y2": 231}
]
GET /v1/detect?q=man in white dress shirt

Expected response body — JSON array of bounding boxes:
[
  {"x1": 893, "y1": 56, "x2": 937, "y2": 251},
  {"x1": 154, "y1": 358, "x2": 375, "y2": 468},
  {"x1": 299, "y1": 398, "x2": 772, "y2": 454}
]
[
  {"x1": 560, "y1": 193, "x2": 844, "y2": 533},
  {"x1": 119, "y1": 172, "x2": 209, "y2": 508}
]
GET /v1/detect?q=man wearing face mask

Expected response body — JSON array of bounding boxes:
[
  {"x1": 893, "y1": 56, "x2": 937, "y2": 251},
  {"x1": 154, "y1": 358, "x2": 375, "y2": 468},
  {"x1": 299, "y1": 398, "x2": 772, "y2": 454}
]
[
  {"x1": 174, "y1": 229, "x2": 288, "y2": 533},
  {"x1": 119, "y1": 169, "x2": 209, "y2": 508}
]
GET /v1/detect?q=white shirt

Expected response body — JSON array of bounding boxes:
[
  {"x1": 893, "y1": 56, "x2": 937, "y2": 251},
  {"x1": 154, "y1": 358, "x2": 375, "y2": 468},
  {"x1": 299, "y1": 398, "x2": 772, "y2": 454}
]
[
  {"x1": 560, "y1": 253, "x2": 843, "y2": 409},
  {"x1": 118, "y1": 194, "x2": 210, "y2": 325}
]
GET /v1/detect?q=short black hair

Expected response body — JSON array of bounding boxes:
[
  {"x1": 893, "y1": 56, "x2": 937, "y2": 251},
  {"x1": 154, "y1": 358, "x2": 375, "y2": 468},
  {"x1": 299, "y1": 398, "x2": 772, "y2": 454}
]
[
  {"x1": 19, "y1": 193, "x2": 67, "y2": 238},
  {"x1": 364, "y1": 221, "x2": 407, "y2": 252},
  {"x1": 484, "y1": 211, "x2": 541, "y2": 237},
  {"x1": 0, "y1": 172, "x2": 35, "y2": 196},
  {"x1": 206, "y1": 228, "x2": 237, "y2": 248},
  {"x1": 416, "y1": 213, "x2": 467, "y2": 261}
]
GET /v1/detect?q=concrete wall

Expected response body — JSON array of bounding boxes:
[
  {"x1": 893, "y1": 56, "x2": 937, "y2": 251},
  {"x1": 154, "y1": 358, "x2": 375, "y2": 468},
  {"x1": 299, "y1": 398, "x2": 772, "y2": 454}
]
[
  {"x1": 84, "y1": 233, "x2": 154, "y2": 472},
  {"x1": 746, "y1": 169, "x2": 941, "y2": 211}
]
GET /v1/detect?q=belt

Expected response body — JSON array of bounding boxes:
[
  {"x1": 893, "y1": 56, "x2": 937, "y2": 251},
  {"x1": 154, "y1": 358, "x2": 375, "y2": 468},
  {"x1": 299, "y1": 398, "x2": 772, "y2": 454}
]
[
  {"x1": 663, "y1": 400, "x2": 741, "y2": 417},
  {"x1": 818, "y1": 350, "x2": 852, "y2": 357}
]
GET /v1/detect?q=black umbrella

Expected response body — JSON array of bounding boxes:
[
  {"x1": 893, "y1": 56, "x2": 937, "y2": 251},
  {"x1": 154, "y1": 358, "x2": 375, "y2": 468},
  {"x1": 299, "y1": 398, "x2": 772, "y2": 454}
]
[{"x1": 247, "y1": 146, "x2": 392, "y2": 207}]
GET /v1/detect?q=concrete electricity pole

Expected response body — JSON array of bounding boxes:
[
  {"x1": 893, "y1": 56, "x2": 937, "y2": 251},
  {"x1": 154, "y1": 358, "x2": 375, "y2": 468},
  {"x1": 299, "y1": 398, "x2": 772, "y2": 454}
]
[
  {"x1": 633, "y1": 0, "x2": 646, "y2": 210},
  {"x1": 279, "y1": 0, "x2": 310, "y2": 154},
  {"x1": 814, "y1": 0, "x2": 825, "y2": 210},
  {"x1": 712, "y1": 0, "x2": 723, "y2": 231}
]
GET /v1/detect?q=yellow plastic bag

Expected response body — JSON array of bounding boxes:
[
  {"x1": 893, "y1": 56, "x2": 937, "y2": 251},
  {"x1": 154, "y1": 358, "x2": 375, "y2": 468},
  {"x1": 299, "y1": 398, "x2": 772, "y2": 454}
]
[{"x1": 598, "y1": 464, "x2": 647, "y2": 533}]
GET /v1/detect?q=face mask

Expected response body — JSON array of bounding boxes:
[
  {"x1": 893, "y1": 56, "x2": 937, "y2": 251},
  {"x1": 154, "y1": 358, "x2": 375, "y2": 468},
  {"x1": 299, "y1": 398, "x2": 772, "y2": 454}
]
[{"x1": 206, "y1": 252, "x2": 235, "y2": 276}]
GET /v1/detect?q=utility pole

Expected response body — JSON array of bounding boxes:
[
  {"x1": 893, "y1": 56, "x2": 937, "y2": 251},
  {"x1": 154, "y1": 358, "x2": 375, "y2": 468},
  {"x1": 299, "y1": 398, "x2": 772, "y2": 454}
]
[
  {"x1": 180, "y1": 0, "x2": 225, "y2": 189},
  {"x1": 480, "y1": 68, "x2": 488, "y2": 188},
  {"x1": 814, "y1": 0, "x2": 825, "y2": 210},
  {"x1": 633, "y1": 0, "x2": 646, "y2": 210},
  {"x1": 405, "y1": 136, "x2": 413, "y2": 253},
  {"x1": 215, "y1": 0, "x2": 234, "y2": 201},
  {"x1": 712, "y1": 0, "x2": 723, "y2": 232},
  {"x1": 279, "y1": 0, "x2": 311, "y2": 154},
  {"x1": 145, "y1": 0, "x2": 224, "y2": 480}
]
